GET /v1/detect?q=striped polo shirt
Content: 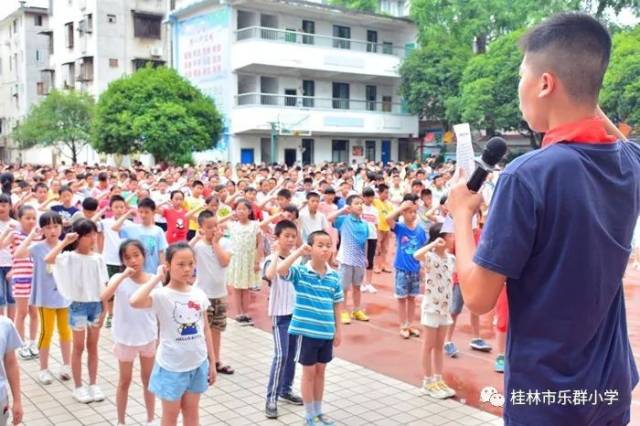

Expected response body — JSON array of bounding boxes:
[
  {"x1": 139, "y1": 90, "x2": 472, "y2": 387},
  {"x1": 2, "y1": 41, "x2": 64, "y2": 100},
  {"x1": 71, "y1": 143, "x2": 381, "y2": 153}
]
[{"x1": 287, "y1": 263, "x2": 344, "y2": 340}]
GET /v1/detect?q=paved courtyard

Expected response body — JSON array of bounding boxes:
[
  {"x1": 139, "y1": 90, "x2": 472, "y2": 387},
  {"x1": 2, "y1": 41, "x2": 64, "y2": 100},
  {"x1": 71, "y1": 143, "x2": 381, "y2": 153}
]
[{"x1": 17, "y1": 320, "x2": 503, "y2": 425}]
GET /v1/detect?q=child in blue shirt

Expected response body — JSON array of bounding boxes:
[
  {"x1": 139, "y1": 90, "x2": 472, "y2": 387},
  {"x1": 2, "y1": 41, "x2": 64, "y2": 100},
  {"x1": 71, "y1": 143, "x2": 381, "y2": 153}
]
[
  {"x1": 277, "y1": 230, "x2": 343, "y2": 426},
  {"x1": 327, "y1": 195, "x2": 369, "y2": 324},
  {"x1": 386, "y1": 194, "x2": 428, "y2": 339}
]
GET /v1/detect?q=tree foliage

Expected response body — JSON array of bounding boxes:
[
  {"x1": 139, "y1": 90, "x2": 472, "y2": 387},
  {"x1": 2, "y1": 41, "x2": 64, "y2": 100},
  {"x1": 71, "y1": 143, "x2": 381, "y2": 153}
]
[
  {"x1": 601, "y1": 26, "x2": 640, "y2": 132},
  {"x1": 399, "y1": 40, "x2": 471, "y2": 125},
  {"x1": 92, "y1": 66, "x2": 223, "y2": 164},
  {"x1": 402, "y1": 0, "x2": 640, "y2": 139},
  {"x1": 12, "y1": 89, "x2": 94, "y2": 163},
  {"x1": 328, "y1": 0, "x2": 378, "y2": 12},
  {"x1": 455, "y1": 31, "x2": 525, "y2": 135}
]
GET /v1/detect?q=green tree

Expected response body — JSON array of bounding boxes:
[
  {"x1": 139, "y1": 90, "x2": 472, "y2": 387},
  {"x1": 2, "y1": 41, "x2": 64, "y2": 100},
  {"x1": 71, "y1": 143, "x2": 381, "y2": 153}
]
[
  {"x1": 601, "y1": 26, "x2": 640, "y2": 132},
  {"x1": 93, "y1": 66, "x2": 223, "y2": 164},
  {"x1": 452, "y1": 31, "x2": 539, "y2": 145},
  {"x1": 12, "y1": 89, "x2": 94, "y2": 163},
  {"x1": 399, "y1": 40, "x2": 471, "y2": 125},
  {"x1": 328, "y1": 0, "x2": 378, "y2": 12}
]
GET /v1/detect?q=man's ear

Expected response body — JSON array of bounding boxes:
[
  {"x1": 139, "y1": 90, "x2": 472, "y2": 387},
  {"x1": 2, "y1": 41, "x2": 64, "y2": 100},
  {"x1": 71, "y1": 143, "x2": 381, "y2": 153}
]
[{"x1": 539, "y1": 72, "x2": 556, "y2": 98}]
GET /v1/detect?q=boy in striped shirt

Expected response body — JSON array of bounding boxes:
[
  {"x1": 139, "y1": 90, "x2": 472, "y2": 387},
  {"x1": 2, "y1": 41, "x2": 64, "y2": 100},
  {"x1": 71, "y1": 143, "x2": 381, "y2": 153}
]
[{"x1": 277, "y1": 230, "x2": 344, "y2": 426}]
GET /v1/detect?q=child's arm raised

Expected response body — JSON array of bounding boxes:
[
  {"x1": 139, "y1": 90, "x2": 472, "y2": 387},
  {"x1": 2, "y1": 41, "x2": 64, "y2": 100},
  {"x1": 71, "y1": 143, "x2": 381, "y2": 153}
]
[
  {"x1": 111, "y1": 210, "x2": 136, "y2": 232},
  {"x1": 101, "y1": 267, "x2": 136, "y2": 302},
  {"x1": 212, "y1": 229, "x2": 231, "y2": 267},
  {"x1": 276, "y1": 244, "x2": 310, "y2": 278},
  {"x1": 129, "y1": 265, "x2": 165, "y2": 309},
  {"x1": 386, "y1": 200, "x2": 414, "y2": 229},
  {"x1": 413, "y1": 237, "x2": 445, "y2": 261},
  {"x1": 326, "y1": 205, "x2": 349, "y2": 223},
  {"x1": 44, "y1": 232, "x2": 78, "y2": 264},
  {"x1": 14, "y1": 227, "x2": 41, "y2": 259},
  {"x1": 0, "y1": 225, "x2": 16, "y2": 250}
]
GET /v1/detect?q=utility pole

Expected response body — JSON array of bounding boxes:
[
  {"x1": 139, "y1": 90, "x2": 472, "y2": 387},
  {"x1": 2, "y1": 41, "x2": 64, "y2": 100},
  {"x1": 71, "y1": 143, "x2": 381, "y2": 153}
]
[{"x1": 269, "y1": 122, "x2": 278, "y2": 164}]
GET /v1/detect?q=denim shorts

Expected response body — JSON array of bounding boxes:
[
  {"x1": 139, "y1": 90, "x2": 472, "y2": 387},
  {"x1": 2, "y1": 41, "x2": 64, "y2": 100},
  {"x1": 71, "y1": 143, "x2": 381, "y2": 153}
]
[
  {"x1": 149, "y1": 359, "x2": 209, "y2": 401},
  {"x1": 394, "y1": 270, "x2": 421, "y2": 298},
  {"x1": 0, "y1": 267, "x2": 14, "y2": 306},
  {"x1": 68, "y1": 301, "x2": 103, "y2": 331},
  {"x1": 450, "y1": 284, "x2": 464, "y2": 315}
]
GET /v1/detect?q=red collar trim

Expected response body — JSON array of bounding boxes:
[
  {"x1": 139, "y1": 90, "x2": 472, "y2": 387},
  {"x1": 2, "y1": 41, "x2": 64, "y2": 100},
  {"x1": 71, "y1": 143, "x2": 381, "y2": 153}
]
[{"x1": 541, "y1": 117, "x2": 617, "y2": 148}]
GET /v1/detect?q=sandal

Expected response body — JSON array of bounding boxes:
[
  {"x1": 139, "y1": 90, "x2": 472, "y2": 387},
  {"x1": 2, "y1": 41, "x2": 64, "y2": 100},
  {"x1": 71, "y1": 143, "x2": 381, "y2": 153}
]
[
  {"x1": 409, "y1": 327, "x2": 421, "y2": 338},
  {"x1": 373, "y1": 268, "x2": 382, "y2": 274},
  {"x1": 400, "y1": 328, "x2": 410, "y2": 339},
  {"x1": 216, "y1": 362, "x2": 235, "y2": 375}
]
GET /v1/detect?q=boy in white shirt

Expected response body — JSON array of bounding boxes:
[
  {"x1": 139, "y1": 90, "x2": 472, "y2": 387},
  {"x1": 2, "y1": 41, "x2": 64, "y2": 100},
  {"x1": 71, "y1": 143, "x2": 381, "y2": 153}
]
[{"x1": 191, "y1": 210, "x2": 235, "y2": 376}]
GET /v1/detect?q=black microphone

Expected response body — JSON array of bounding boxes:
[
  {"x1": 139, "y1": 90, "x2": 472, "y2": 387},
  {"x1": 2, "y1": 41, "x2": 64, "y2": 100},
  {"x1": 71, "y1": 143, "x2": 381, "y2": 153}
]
[{"x1": 466, "y1": 137, "x2": 507, "y2": 192}]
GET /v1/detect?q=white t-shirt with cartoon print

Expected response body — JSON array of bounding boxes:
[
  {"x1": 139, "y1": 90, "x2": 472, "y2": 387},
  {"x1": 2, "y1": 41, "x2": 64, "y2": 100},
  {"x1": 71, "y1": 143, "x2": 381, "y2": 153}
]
[
  {"x1": 150, "y1": 285, "x2": 210, "y2": 372},
  {"x1": 421, "y1": 251, "x2": 456, "y2": 316}
]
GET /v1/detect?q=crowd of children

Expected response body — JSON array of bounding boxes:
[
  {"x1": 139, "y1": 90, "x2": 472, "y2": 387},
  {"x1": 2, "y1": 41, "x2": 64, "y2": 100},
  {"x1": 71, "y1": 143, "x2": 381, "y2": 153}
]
[{"x1": 0, "y1": 159, "x2": 633, "y2": 425}]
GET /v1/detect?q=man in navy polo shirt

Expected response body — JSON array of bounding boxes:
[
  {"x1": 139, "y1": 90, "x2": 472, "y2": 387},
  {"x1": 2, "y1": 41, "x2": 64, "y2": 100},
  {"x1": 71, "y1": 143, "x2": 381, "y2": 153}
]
[{"x1": 448, "y1": 13, "x2": 639, "y2": 426}]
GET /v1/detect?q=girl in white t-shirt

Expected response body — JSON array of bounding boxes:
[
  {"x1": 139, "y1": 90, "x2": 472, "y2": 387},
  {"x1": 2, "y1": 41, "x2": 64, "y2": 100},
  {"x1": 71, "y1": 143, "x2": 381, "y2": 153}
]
[
  {"x1": 46, "y1": 219, "x2": 109, "y2": 404},
  {"x1": 413, "y1": 223, "x2": 456, "y2": 400},
  {"x1": 101, "y1": 240, "x2": 161, "y2": 426},
  {"x1": 130, "y1": 242, "x2": 216, "y2": 426}
]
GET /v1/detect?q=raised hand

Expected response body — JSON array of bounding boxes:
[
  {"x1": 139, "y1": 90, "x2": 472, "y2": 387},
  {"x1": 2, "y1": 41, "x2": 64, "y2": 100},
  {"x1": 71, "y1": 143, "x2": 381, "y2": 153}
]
[
  {"x1": 63, "y1": 232, "x2": 79, "y2": 245},
  {"x1": 122, "y1": 266, "x2": 136, "y2": 278}
]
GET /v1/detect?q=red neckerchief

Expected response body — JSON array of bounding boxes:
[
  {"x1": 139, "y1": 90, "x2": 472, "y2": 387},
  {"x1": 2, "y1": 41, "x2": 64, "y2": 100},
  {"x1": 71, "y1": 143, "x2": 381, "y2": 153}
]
[{"x1": 541, "y1": 116, "x2": 617, "y2": 148}]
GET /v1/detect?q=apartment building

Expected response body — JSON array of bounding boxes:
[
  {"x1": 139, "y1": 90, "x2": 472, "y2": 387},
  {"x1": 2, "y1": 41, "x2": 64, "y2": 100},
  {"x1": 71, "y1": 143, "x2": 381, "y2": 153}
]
[
  {"x1": 168, "y1": 0, "x2": 419, "y2": 164},
  {"x1": 0, "y1": 3, "x2": 50, "y2": 162}
]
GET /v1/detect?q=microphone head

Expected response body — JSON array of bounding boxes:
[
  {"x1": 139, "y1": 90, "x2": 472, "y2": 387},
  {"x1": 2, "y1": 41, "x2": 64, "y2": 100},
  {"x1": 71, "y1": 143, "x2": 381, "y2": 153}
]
[{"x1": 481, "y1": 137, "x2": 508, "y2": 166}]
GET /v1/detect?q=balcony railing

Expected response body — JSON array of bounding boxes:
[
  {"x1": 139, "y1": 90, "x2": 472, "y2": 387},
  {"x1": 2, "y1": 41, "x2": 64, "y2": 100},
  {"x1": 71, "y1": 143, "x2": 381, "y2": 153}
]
[
  {"x1": 235, "y1": 26, "x2": 404, "y2": 57},
  {"x1": 236, "y1": 93, "x2": 410, "y2": 115}
]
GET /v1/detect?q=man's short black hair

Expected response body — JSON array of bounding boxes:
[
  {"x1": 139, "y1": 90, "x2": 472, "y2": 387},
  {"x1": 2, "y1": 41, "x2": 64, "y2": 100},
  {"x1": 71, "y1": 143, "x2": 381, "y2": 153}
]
[
  {"x1": 192, "y1": 180, "x2": 204, "y2": 188},
  {"x1": 421, "y1": 188, "x2": 432, "y2": 198},
  {"x1": 518, "y1": 12, "x2": 611, "y2": 104},
  {"x1": 283, "y1": 204, "x2": 299, "y2": 219},
  {"x1": 403, "y1": 193, "x2": 419, "y2": 203},
  {"x1": 306, "y1": 191, "x2": 320, "y2": 200},
  {"x1": 324, "y1": 187, "x2": 336, "y2": 195}
]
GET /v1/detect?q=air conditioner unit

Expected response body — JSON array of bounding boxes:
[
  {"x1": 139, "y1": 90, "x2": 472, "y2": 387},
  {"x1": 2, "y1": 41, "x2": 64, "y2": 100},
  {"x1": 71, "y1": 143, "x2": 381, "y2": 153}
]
[{"x1": 150, "y1": 46, "x2": 162, "y2": 57}]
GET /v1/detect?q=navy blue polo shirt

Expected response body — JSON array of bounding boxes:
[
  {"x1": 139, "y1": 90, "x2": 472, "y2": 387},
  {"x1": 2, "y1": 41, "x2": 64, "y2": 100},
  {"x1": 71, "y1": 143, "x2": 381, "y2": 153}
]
[{"x1": 476, "y1": 141, "x2": 640, "y2": 425}]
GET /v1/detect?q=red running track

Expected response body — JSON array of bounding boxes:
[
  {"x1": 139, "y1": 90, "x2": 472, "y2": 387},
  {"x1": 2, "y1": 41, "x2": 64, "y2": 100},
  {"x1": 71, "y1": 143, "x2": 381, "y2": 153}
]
[{"x1": 230, "y1": 266, "x2": 640, "y2": 422}]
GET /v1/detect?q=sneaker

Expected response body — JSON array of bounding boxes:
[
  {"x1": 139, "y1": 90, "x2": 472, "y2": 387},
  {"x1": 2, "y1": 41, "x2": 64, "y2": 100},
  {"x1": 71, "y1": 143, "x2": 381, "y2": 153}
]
[
  {"x1": 265, "y1": 401, "x2": 278, "y2": 419},
  {"x1": 59, "y1": 364, "x2": 72, "y2": 381},
  {"x1": 243, "y1": 315, "x2": 254, "y2": 326},
  {"x1": 495, "y1": 354, "x2": 505, "y2": 373},
  {"x1": 400, "y1": 328, "x2": 410, "y2": 339},
  {"x1": 29, "y1": 341, "x2": 40, "y2": 358},
  {"x1": 279, "y1": 392, "x2": 303, "y2": 405},
  {"x1": 444, "y1": 341, "x2": 459, "y2": 358},
  {"x1": 89, "y1": 384, "x2": 105, "y2": 402},
  {"x1": 105, "y1": 314, "x2": 113, "y2": 329},
  {"x1": 38, "y1": 369, "x2": 54, "y2": 385},
  {"x1": 303, "y1": 418, "x2": 317, "y2": 426},
  {"x1": 436, "y1": 380, "x2": 456, "y2": 398},
  {"x1": 361, "y1": 284, "x2": 370, "y2": 293},
  {"x1": 73, "y1": 386, "x2": 93, "y2": 404},
  {"x1": 367, "y1": 283, "x2": 378, "y2": 293},
  {"x1": 18, "y1": 345, "x2": 33, "y2": 360},
  {"x1": 351, "y1": 310, "x2": 369, "y2": 322},
  {"x1": 340, "y1": 311, "x2": 351, "y2": 325},
  {"x1": 470, "y1": 338, "x2": 492, "y2": 352},
  {"x1": 422, "y1": 379, "x2": 447, "y2": 399},
  {"x1": 145, "y1": 421, "x2": 158, "y2": 426},
  {"x1": 315, "y1": 414, "x2": 336, "y2": 425}
]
